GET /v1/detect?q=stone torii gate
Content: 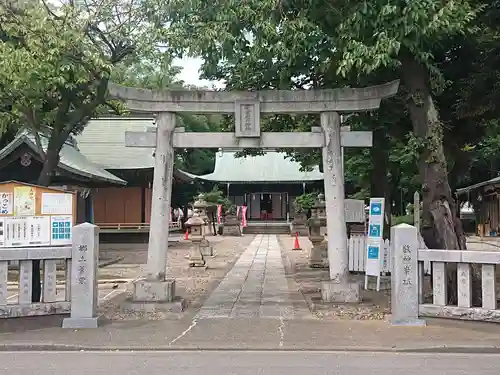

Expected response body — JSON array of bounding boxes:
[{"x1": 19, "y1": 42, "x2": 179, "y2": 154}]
[{"x1": 109, "y1": 81, "x2": 399, "y2": 305}]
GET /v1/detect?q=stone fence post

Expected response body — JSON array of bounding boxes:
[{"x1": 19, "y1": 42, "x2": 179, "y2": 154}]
[
  {"x1": 390, "y1": 223, "x2": 426, "y2": 326},
  {"x1": 62, "y1": 223, "x2": 100, "y2": 329}
]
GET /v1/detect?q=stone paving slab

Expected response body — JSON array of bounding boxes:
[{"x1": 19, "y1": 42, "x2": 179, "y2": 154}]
[{"x1": 195, "y1": 235, "x2": 309, "y2": 320}]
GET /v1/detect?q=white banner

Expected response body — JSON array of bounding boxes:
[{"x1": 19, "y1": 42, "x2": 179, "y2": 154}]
[{"x1": 365, "y1": 198, "x2": 385, "y2": 277}]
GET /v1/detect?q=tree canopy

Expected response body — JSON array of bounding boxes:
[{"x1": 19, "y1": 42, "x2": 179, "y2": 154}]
[
  {"x1": 161, "y1": 0, "x2": 500, "y2": 250},
  {"x1": 0, "y1": 0, "x2": 162, "y2": 185},
  {"x1": 3, "y1": 0, "x2": 500, "y2": 247}
]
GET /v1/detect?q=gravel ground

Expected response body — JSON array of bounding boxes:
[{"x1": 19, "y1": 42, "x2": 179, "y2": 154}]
[
  {"x1": 98, "y1": 235, "x2": 256, "y2": 321},
  {"x1": 279, "y1": 235, "x2": 391, "y2": 321}
]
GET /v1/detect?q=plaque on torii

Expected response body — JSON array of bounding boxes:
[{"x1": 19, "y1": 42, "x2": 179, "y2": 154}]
[{"x1": 108, "y1": 80, "x2": 399, "y2": 305}]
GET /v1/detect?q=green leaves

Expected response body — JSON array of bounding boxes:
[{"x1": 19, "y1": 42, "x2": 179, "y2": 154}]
[
  {"x1": 0, "y1": 0, "x2": 166, "y2": 185},
  {"x1": 336, "y1": 0, "x2": 482, "y2": 77},
  {"x1": 0, "y1": 0, "x2": 160, "y2": 137}
]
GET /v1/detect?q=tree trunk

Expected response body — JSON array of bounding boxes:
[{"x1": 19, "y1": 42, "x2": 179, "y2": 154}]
[
  {"x1": 370, "y1": 126, "x2": 391, "y2": 239},
  {"x1": 401, "y1": 55, "x2": 475, "y2": 304},
  {"x1": 37, "y1": 147, "x2": 60, "y2": 187},
  {"x1": 32, "y1": 141, "x2": 62, "y2": 302}
]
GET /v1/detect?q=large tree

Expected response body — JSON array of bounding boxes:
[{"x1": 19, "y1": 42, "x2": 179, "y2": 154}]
[
  {"x1": 163, "y1": 0, "x2": 488, "y2": 251},
  {"x1": 0, "y1": 0, "x2": 160, "y2": 186},
  {"x1": 0, "y1": 0, "x2": 165, "y2": 302}
]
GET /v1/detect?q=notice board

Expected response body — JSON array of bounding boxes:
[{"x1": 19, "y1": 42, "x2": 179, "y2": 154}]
[{"x1": 0, "y1": 181, "x2": 76, "y2": 248}]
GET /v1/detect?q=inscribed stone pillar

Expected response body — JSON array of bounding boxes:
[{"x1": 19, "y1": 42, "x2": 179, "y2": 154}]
[
  {"x1": 390, "y1": 223, "x2": 426, "y2": 326},
  {"x1": 62, "y1": 223, "x2": 100, "y2": 329},
  {"x1": 146, "y1": 112, "x2": 175, "y2": 281},
  {"x1": 320, "y1": 112, "x2": 360, "y2": 302}
]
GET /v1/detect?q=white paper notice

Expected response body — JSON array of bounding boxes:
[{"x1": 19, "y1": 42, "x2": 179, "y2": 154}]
[
  {"x1": 50, "y1": 215, "x2": 72, "y2": 245},
  {"x1": 0, "y1": 217, "x2": 5, "y2": 247},
  {"x1": 13, "y1": 186, "x2": 36, "y2": 217},
  {"x1": 0, "y1": 192, "x2": 13, "y2": 215},
  {"x1": 41, "y1": 193, "x2": 73, "y2": 215},
  {"x1": 4, "y1": 216, "x2": 51, "y2": 247}
]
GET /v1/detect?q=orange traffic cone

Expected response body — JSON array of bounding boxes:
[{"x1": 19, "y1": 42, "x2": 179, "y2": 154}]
[
  {"x1": 293, "y1": 232, "x2": 301, "y2": 250},
  {"x1": 184, "y1": 229, "x2": 189, "y2": 240}
]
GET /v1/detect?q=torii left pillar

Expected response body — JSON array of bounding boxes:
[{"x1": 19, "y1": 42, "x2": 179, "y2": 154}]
[
  {"x1": 133, "y1": 112, "x2": 177, "y2": 302},
  {"x1": 320, "y1": 112, "x2": 360, "y2": 302}
]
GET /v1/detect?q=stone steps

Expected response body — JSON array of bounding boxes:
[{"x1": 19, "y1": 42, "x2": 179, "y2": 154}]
[{"x1": 243, "y1": 225, "x2": 290, "y2": 235}]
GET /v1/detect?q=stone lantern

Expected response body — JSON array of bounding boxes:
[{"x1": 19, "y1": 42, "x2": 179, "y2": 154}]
[
  {"x1": 316, "y1": 193, "x2": 327, "y2": 236},
  {"x1": 291, "y1": 202, "x2": 309, "y2": 237},
  {"x1": 184, "y1": 213, "x2": 207, "y2": 267},
  {"x1": 308, "y1": 193, "x2": 328, "y2": 268},
  {"x1": 223, "y1": 206, "x2": 242, "y2": 236},
  {"x1": 193, "y1": 193, "x2": 210, "y2": 233}
]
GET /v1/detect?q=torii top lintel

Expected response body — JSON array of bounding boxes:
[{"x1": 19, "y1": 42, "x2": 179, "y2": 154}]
[{"x1": 108, "y1": 80, "x2": 400, "y2": 114}]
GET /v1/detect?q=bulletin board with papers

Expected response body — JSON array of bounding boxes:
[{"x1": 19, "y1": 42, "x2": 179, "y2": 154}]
[{"x1": 0, "y1": 181, "x2": 76, "y2": 248}]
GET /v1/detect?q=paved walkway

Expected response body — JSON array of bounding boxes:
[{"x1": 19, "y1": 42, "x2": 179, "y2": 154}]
[{"x1": 195, "y1": 234, "x2": 298, "y2": 319}]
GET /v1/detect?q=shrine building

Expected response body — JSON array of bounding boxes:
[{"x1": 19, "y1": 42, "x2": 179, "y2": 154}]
[{"x1": 184, "y1": 149, "x2": 323, "y2": 221}]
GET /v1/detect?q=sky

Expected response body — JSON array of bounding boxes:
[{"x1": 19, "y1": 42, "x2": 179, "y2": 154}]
[{"x1": 173, "y1": 56, "x2": 225, "y2": 89}]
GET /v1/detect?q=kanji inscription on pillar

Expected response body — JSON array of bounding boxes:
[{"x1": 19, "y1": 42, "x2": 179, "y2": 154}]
[{"x1": 235, "y1": 100, "x2": 260, "y2": 138}]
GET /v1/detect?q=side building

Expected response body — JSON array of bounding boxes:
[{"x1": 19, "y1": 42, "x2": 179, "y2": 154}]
[
  {"x1": 0, "y1": 117, "x2": 192, "y2": 234},
  {"x1": 456, "y1": 176, "x2": 498, "y2": 236},
  {"x1": 0, "y1": 129, "x2": 126, "y2": 223},
  {"x1": 74, "y1": 116, "x2": 192, "y2": 232}
]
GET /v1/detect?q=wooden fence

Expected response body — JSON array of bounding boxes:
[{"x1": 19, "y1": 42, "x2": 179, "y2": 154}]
[{"x1": 348, "y1": 233, "x2": 431, "y2": 274}]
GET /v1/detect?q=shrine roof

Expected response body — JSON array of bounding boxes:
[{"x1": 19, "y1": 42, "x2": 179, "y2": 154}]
[
  {"x1": 0, "y1": 131, "x2": 126, "y2": 185},
  {"x1": 184, "y1": 150, "x2": 323, "y2": 184},
  {"x1": 74, "y1": 116, "x2": 156, "y2": 170}
]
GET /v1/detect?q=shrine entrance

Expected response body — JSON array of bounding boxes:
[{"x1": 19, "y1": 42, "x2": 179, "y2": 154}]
[{"x1": 109, "y1": 80, "x2": 399, "y2": 306}]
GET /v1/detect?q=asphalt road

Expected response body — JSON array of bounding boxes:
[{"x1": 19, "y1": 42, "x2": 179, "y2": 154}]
[{"x1": 1, "y1": 351, "x2": 499, "y2": 374}]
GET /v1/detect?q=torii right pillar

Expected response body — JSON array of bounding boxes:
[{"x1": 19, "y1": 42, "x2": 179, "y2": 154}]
[{"x1": 320, "y1": 111, "x2": 360, "y2": 302}]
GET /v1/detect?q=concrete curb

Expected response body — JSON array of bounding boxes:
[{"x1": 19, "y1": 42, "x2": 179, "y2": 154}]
[
  {"x1": 98, "y1": 257, "x2": 124, "y2": 268},
  {"x1": 0, "y1": 344, "x2": 499, "y2": 354}
]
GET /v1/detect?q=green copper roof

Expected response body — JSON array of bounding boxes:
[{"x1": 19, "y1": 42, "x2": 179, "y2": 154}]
[
  {"x1": 75, "y1": 117, "x2": 155, "y2": 170},
  {"x1": 0, "y1": 131, "x2": 126, "y2": 185},
  {"x1": 190, "y1": 150, "x2": 323, "y2": 183}
]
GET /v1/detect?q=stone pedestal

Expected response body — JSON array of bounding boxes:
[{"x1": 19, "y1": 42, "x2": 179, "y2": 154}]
[
  {"x1": 189, "y1": 246, "x2": 206, "y2": 267},
  {"x1": 309, "y1": 238, "x2": 328, "y2": 268},
  {"x1": 291, "y1": 213, "x2": 309, "y2": 236},
  {"x1": 223, "y1": 214, "x2": 242, "y2": 236},
  {"x1": 122, "y1": 279, "x2": 185, "y2": 315},
  {"x1": 133, "y1": 278, "x2": 176, "y2": 302},
  {"x1": 321, "y1": 280, "x2": 361, "y2": 303},
  {"x1": 308, "y1": 196, "x2": 328, "y2": 268},
  {"x1": 199, "y1": 238, "x2": 214, "y2": 257}
]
